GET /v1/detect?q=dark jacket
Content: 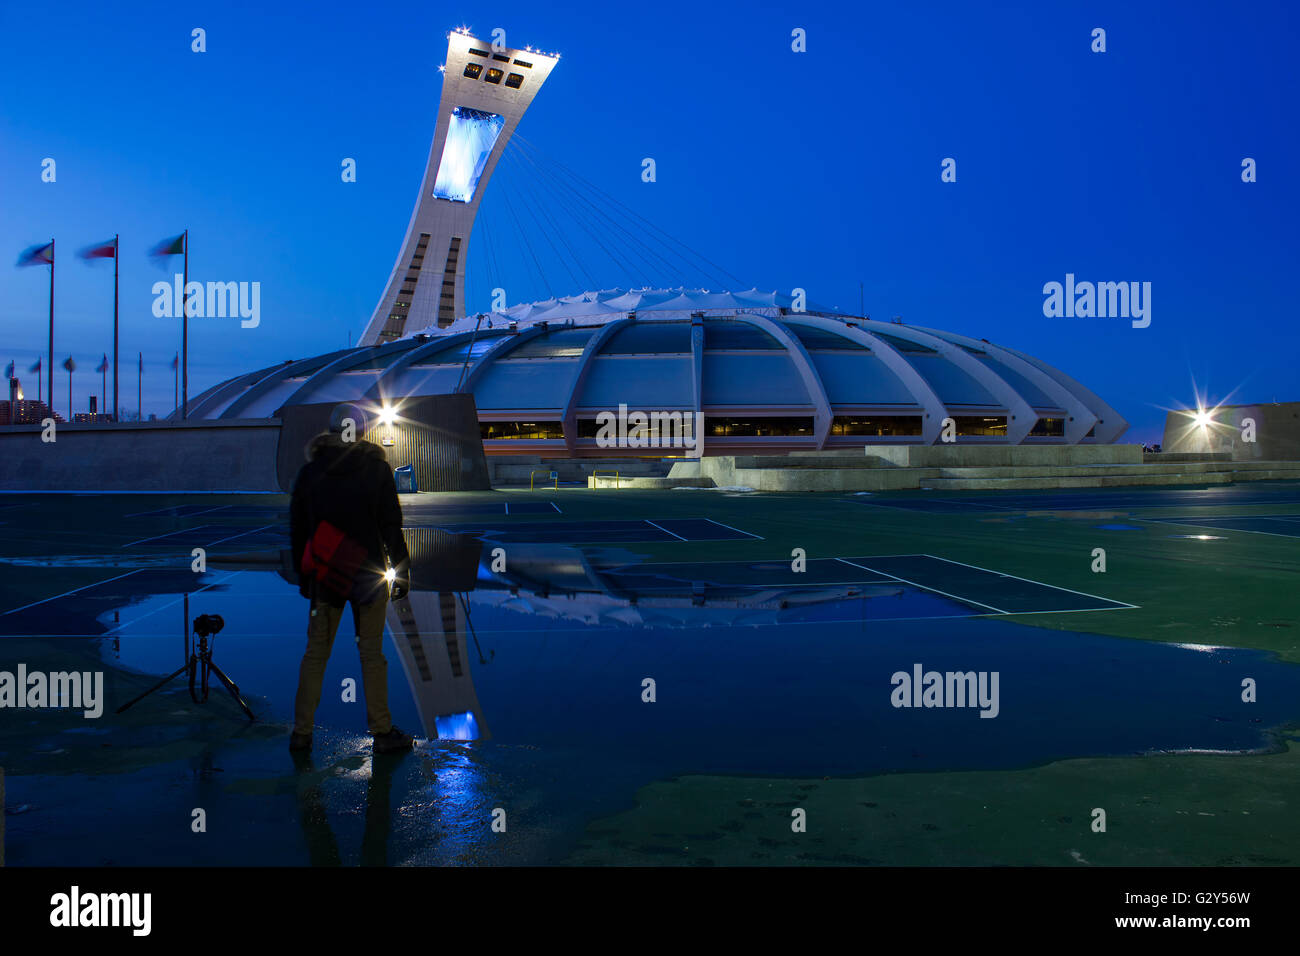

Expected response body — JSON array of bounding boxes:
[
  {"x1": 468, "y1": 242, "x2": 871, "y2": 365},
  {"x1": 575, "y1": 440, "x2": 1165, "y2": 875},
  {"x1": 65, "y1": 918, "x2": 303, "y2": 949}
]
[{"x1": 290, "y1": 432, "x2": 410, "y2": 607}]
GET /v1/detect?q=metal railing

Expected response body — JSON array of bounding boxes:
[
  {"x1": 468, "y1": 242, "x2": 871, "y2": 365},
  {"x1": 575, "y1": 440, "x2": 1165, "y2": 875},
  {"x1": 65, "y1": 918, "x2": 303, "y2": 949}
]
[
  {"x1": 591, "y1": 470, "x2": 621, "y2": 488},
  {"x1": 530, "y1": 469, "x2": 558, "y2": 490}
]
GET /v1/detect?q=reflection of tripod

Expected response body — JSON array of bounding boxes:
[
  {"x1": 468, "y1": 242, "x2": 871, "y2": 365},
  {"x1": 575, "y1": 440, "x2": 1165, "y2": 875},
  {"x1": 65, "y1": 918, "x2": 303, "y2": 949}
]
[{"x1": 116, "y1": 596, "x2": 256, "y2": 721}]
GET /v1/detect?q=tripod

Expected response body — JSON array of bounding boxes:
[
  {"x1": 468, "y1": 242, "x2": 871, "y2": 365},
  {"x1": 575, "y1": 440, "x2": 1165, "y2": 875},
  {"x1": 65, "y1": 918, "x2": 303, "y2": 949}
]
[{"x1": 116, "y1": 596, "x2": 257, "y2": 721}]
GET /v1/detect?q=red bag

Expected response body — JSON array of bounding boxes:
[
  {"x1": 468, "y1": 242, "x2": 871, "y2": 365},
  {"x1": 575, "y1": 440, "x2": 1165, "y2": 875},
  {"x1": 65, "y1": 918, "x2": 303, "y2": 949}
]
[{"x1": 301, "y1": 519, "x2": 368, "y2": 600}]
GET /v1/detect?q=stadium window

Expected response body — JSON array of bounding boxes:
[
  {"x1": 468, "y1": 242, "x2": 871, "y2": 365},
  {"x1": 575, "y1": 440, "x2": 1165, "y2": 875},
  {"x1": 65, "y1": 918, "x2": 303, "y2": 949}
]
[
  {"x1": 463, "y1": 63, "x2": 483, "y2": 79},
  {"x1": 1029, "y1": 417, "x2": 1065, "y2": 437},
  {"x1": 830, "y1": 415, "x2": 923, "y2": 436},
  {"x1": 505, "y1": 73, "x2": 524, "y2": 89},
  {"x1": 512, "y1": 58, "x2": 533, "y2": 68},
  {"x1": 952, "y1": 416, "x2": 1008, "y2": 437},
  {"x1": 485, "y1": 68, "x2": 504, "y2": 84},
  {"x1": 492, "y1": 53, "x2": 510, "y2": 62},
  {"x1": 469, "y1": 48, "x2": 490, "y2": 57},
  {"x1": 705, "y1": 417, "x2": 815, "y2": 437},
  {"x1": 480, "y1": 421, "x2": 564, "y2": 440}
]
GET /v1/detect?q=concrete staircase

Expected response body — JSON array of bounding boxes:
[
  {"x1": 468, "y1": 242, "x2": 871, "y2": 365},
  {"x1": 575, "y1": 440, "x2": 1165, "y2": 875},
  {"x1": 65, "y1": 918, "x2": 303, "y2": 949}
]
[
  {"x1": 920, "y1": 458, "x2": 1300, "y2": 491},
  {"x1": 539, "y1": 445, "x2": 1300, "y2": 493}
]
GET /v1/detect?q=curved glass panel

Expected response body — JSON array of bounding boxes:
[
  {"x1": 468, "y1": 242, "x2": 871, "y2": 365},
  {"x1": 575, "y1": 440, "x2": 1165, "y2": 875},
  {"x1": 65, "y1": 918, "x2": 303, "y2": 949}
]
[{"x1": 433, "y1": 107, "x2": 505, "y2": 203}]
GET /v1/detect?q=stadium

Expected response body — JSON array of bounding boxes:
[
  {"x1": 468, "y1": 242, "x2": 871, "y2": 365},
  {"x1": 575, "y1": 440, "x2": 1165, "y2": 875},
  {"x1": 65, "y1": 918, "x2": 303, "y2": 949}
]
[{"x1": 182, "y1": 287, "x2": 1127, "y2": 457}]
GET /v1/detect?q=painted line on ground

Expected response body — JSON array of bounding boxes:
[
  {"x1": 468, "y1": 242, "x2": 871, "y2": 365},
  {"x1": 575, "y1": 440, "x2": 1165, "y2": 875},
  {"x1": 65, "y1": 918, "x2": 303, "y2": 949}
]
[
  {"x1": 643, "y1": 519, "x2": 689, "y2": 542},
  {"x1": 834, "y1": 556, "x2": 1009, "y2": 615},
  {"x1": 917, "y1": 554, "x2": 1141, "y2": 609},
  {"x1": 2, "y1": 568, "x2": 142, "y2": 616},
  {"x1": 121, "y1": 525, "x2": 206, "y2": 548},
  {"x1": 123, "y1": 504, "x2": 230, "y2": 519},
  {"x1": 1132, "y1": 516, "x2": 1300, "y2": 540},
  {"x1": 697, "y1": 517, "x2": 764, "y2": 540},
  {"x1": 205, "y1": 524, "x2": 278, "y2": 548}
]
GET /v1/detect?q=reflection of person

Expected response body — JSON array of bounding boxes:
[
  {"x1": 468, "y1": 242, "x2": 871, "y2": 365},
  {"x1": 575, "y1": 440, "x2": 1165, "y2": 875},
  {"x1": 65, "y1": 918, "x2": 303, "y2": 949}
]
[
  {"x1": 289, "y1": 402, "x2": 413, "y2": 754},
  {"x1": 292, "y1": 749, "x2": 404, "y2": 866}
]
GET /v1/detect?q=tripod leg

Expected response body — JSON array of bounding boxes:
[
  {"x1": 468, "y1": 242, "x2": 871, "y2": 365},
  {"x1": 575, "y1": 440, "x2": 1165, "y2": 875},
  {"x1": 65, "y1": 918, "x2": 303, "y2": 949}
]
[
  {"x1": 206, "y1": 660, "x2": 257, "y2": 722},
  {"x1": 114, "y1": 662, "x2": 192, "y2": 714}
]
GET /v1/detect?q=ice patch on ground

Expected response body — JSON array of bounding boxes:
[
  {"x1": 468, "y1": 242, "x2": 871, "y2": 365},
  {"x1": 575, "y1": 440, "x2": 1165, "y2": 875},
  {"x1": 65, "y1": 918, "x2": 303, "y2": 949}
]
[{"x1": 671, "y1": 486, "x2": 756, "y2": 493}]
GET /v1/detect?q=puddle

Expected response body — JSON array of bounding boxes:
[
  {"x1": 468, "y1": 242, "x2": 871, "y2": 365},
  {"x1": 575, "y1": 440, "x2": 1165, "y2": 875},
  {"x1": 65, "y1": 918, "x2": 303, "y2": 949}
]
[{"x1": 2, "y1": 536, "x2": 1298, "y2": 865}]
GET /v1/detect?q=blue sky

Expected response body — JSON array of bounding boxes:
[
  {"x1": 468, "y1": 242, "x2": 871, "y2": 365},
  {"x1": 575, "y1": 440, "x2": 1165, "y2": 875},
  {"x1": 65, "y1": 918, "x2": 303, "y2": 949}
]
[{"x1": 1, "y1": 0, "x2": 1296, "y2": 440}]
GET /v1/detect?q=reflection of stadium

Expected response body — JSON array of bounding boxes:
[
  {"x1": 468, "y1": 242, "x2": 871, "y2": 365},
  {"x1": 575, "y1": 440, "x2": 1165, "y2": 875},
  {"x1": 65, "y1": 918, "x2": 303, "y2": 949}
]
[{"x1": 379, "y1": 530, "x2": 905, "y2": 742}]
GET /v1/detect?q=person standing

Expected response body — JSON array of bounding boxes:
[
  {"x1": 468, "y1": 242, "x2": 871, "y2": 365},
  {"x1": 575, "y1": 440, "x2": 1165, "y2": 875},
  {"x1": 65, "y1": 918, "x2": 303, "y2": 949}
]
[{"x1": 289, "y1": 402, "x2": 412, "y2": 753}]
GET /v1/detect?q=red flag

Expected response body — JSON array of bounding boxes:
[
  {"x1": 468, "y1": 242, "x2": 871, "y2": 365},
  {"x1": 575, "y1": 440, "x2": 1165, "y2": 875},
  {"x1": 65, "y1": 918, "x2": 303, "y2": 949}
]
[{"x1": 79, "y1": 239, "x2": 118, "y2": 260}]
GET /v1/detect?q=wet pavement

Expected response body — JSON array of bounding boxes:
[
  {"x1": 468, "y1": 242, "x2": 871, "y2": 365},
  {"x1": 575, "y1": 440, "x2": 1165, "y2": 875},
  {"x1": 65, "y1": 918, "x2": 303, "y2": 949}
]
[{"x1": 3, "y1": 528, "x2": 1298, "y2": 865}]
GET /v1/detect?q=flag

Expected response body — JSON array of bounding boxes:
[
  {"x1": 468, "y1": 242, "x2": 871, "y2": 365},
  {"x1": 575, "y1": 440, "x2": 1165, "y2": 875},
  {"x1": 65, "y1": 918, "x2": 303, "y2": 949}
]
[
  {"x1": 170, "y1": 354, "x2": 179, "y2": 370},
  {"x1": 17, "y1": 242, "x2": 54, "y2": 267},
  {"x1": 97, "y1": 354, "x2": 109, "y2": 373},
  {"x1": 79, "y1": 238, "x2": 118, "y2": 260},
  {"x1": 29, "y1": 358, "x2": 41, "y2": 373},
  {"x1": 4, "y1": 362, "x2": 12, "y2": 379},
  {"x1": 151, "y1": 234, "x2": 185, "y2": 257},
  {"x1": 63, "y1": 356, "x2": 76, "y2": 373}
]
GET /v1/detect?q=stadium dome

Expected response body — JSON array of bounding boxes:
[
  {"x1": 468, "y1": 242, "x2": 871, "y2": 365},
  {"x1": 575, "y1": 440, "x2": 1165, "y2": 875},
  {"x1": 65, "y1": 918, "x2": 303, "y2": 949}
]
[{"x1": 182, "y1": 288, "x2": 1127, "y2": 455}]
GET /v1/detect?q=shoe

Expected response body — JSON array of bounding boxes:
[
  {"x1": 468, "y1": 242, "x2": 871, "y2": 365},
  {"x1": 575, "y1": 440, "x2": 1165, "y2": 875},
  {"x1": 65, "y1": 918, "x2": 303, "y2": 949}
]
[
  {"x1": 289, "y1": 731, "x2": 313, "y2": 752},
  {"x1": 373, "y1": 726, "x2": 414, "y2": 754}
]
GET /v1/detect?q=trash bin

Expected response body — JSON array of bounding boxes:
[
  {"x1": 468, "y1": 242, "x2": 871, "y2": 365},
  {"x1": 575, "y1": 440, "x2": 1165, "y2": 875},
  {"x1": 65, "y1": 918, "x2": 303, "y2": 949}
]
[{"x1": 393, "y1": 464, "x2": 417, "y2": 493}]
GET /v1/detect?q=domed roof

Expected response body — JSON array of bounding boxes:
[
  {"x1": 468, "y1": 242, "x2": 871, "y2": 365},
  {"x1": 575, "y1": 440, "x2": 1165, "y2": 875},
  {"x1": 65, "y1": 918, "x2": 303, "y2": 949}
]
[{"x1": 181, "y1": 287, "x2": 1127, "y2": 450}]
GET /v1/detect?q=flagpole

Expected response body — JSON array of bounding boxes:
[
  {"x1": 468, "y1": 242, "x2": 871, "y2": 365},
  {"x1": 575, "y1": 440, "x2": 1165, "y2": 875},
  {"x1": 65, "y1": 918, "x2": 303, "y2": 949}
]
[
  {"x1": 137, "y1": 352, "x2": 142, "y2": 421},
  {"x1": 113, "y1": 234, "x2": 119, "y2": 422},
  {"x1": 181, "y1": 229, "x2": 188, "y2": 419},
  {"x1": 47, "y1": 238, "x2": 54, "y2": 415},
  {"x1": 174, "y1": 354, "x2": 178, "y2": 411}
]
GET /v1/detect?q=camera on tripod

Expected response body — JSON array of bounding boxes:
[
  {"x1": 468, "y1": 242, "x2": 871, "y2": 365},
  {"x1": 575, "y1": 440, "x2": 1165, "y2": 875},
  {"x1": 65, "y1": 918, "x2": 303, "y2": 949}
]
[
  {"x1": 194, "y1": 614, "x2": 224, "y2": 637},
  {"x1": 115, "y1": 599, "x2": 254, "y2": 722}
]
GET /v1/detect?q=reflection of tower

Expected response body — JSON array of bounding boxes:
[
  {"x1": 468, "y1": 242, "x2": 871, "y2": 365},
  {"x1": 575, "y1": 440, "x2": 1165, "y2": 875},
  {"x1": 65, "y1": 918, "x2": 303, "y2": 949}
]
[
  {"x1": 382, "y1": 528, "x2": 489, "y2": 741},
  {"x1": 387, "y1": 591, "x2": 490, "y2": 742},
  {"x1": 359, "y1": 29, "x2": 559, "y2": 344}
]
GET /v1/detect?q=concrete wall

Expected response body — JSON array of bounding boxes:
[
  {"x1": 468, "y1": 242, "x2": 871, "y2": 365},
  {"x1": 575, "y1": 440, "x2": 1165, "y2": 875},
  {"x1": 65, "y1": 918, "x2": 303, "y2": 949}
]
[
  {"x1": 277, "y1": 394, "x2": 491, "y2": 493},
  {"x1": 1163, "y1": 403, "x2": 1300, "y2": 460},
  {"x1": 0, "y1": 419, "x2": 282, "y2": 492},
  {"x1": 858, "y1": 443, "x2": 1144, "y2": 467}
]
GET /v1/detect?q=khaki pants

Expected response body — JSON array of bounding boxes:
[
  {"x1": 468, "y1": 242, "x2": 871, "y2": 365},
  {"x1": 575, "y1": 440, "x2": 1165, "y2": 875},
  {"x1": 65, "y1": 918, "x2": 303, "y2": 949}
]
[{"x1": 293, "y1": 595, "x2": 392, "y2": 736}]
